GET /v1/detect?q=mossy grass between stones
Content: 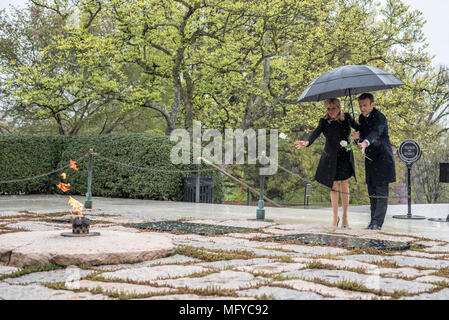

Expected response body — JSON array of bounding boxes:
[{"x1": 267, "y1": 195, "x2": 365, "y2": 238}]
[
  {"x1": 305, "y1": 261, "x2": 369, "y2": 275},
  {"x1": 0, "y1": 263, "x2": 65, "y2": 280},
  {"x1": 346, "y1": 247, "x2": 397, "y2": 256},
  {"x1": 42, "y1": 281, "x2": 174, "y2": 300},
  {"x1": 175, "y1": 246, "x2": 257, "y2": 262},
  {"x1": 379, "y1": 232, "x2": 448, "y2": 244},
  {"x1": 432, "y1": 267, "x2": 449, "y2": 278},
  {"x1": 255, "y1": 294, "x2": 276, "y2": 300},
  {"x1": 370, "y1": 260, "x2": 401, "y2": 268},
  {"x1": 429, "y1": 281, "x2": 449, "y2": 288},
  {"x1": 302, "y1": 277, "x2": 394, "y2": 298}
]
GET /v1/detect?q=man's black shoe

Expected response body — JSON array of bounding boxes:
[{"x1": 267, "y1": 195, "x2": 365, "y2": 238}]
[
  {"x1": 371, "y1": 225, "x2": 382, "y2": 231},
  {"x1": 364, "y1": 224, "x2": 373, "y2": 230}
]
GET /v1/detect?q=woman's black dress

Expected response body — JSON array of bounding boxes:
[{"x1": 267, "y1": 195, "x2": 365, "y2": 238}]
[
  {"x1": 306, "y1": 113, "x2": 359, "y2": 188},
  {"x1": 335, "y1": 143, "x2": 353, "y2": 181}
]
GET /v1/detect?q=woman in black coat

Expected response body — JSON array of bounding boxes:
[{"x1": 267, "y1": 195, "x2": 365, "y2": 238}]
[{"x1": 295, "y1": 98, "x2": 359, "y2": 228}]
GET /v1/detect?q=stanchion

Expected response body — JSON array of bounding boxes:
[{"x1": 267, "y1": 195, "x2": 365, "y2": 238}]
[
  {"x1": 392, "y1": 164, "x2": 425, "y2": 220},
  {"x1": 256, "y1": 174, "x2": 265, "y2": 220},
  {"x1": 195, "y1": 160, "x2": 200, "y2": 203},
  {"x1": 84, "y1": 148, "x2": 93, "y2": 209},
  {"x1": 304, "y1": 184, "x2": 311, "y2": 207}
]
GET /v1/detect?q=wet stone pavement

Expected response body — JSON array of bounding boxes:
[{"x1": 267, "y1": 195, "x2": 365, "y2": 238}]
[{"x1": 1, "y1": 205, "x2": 449, "y2": 300}]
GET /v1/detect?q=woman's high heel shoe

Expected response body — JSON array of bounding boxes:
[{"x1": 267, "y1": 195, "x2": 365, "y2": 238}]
[{"x1": 333, "y1": 217, "x2": 340, "y2": 228}]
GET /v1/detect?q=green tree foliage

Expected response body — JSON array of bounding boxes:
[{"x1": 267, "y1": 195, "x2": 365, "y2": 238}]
[
  {"x1": 0, "y1": 1, "x2": 155, "y2": 135},
  {"x1": 411, "y1": 139, "x2": 449, "y2": 204}
]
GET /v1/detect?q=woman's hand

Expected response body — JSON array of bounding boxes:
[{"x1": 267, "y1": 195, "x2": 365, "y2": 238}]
[{"x1": 294, "y1": 141, "x2": 309, "y2": 149}]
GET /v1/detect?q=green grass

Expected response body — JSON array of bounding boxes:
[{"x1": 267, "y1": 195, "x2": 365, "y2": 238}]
[
  {"x1": 370, "y1": 260, "x2": 400, "y2": 268},
  {"x1": 430, "y1": 280, "x2": 449, "y2": 288},
  {"x1": 303, "y1": 277, "x2": 410, "y2": 299},
  {"x1": 42, "y1": 282, "x2": 174, "y2": 300},
  {"x1": 433, "y1": 267, "x2": 449, "y2": 278},
  {"x1": 175, "y1": 246, "x2": 257, "y2": 262},
  {"x1": 305, "y1": 260, "x2": 368, "y2": 275},
  {"x1": 0, "y1": 263, "x2": 65, "y2": 280},
  {"x1": 278, "y1": 256, "x2": 294, "y2": 263},
  {"x1": 255, "y1": 294, "x2": 276, "y2": 300},
  {"x1": 345, "y1": 247, "x2": 399, "y2": 256}
]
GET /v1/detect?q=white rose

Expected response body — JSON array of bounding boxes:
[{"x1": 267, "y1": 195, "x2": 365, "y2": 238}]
[
  {"x1": 279, "y1": 133, "x2": 287, "y2": 140},
  {"x1": 340, "y1": 140, "x2": 348, "y2": 147}
]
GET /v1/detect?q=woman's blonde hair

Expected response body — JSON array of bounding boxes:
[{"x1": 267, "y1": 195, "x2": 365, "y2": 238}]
[{"x1": 324, "y1": 98, "x2": 345, "y2": 121}]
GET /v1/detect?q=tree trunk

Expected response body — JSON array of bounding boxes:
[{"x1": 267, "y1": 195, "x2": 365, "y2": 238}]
[{"x1": 183, "y1": 71, "x2": 194, "y2": 130}]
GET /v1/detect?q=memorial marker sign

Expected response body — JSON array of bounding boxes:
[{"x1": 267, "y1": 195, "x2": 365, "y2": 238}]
[
  {"x1": 393, "y1": 139, "x2": 426, "y2": 220},
  {"x1": 398, "y1": 139, "x2": 422, "y2": 167}
]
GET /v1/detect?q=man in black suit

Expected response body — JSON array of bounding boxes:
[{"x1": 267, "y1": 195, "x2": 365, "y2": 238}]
[{"x1": 353, "y1": 93, "x2": 396, "y2": 230}]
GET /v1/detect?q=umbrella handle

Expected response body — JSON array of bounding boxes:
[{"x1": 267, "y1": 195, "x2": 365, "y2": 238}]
[{"x1": 349, "y1": 88, "x2": 355, "y2": 119}]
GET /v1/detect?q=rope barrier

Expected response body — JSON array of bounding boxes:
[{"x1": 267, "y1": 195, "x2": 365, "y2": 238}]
[
  {"x1": 91, "y1": 153, "x2": 216, "y2": 173},
  {"x1": 0, "y1": 152, "x2": 217, "y2": 185},
  {"x1": 198, "y1": 157, "x2": 281, "y2": 208},
  {"x1": 0, "y1": 153, "x2": 90, "y2": 184},
  {"x1": 0, "y1": 150, "x2": 446, "y2": 204}
]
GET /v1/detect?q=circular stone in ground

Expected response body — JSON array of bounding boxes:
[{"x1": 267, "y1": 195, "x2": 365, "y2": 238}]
[{"x1": 0, "y1": 230, "x2": 175, "y2": 268}]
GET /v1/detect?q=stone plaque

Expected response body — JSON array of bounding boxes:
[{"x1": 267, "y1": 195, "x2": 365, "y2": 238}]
[{"x1": 398, "y1": 139, "x2": 421, "y2": 166}]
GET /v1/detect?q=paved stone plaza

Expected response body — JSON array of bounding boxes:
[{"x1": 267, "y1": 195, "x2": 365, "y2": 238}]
[{"x1": 1, "y1": 195, "x2": 449, "y2": 300}]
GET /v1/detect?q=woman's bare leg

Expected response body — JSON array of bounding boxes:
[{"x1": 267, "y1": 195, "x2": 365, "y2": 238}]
[
  {"x1": 340, "y1": 179, "x2": 350, "y2": 227},
  {"x1": 330, "y1": 181, "x2": 340, "y2": 227}
]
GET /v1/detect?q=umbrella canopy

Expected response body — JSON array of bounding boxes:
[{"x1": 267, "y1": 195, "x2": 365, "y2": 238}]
[{"x1": 297, "y1": 65, "x2": 404, "y2": 103}]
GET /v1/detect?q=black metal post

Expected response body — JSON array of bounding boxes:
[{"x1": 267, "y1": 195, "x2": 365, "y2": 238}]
[
  {"x1": 84, "y1": 149, "x2": 93, "y2": 209},
  {"x1": 304, "y1": 184, "x2": 311, "y2": 207},
  {"x1": 393, "y1": 164, "x2": 426, "y2": 220},
  {"x1": 256, "y1": 175, "x2": 265, "y2": 220},
  {"x1": 407, "y1": 165, "x2": 412, "y2": 218},
  {"x1": 195, "y1": 162, "x2": 200, "y2": 203},
  {"x1": 247, "y1": 188, "x2": 251, "y2": 206}
]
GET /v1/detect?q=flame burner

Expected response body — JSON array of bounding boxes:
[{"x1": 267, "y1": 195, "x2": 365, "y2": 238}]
[
  {"x1": 72, "y1": 216, "x2": 90, "y2": 234},
  {"x1": 60, "y1": 216, "x2": 100, "y2": 237}
]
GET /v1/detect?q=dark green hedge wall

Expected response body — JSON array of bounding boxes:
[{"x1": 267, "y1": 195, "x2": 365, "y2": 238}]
[{"x1": 0, "y1": 134, "x2": 224, "y2": 203}]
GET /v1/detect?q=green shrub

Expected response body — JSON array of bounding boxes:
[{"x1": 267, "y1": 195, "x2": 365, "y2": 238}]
[
  {"x1": 0, "y1": 135, "x2": 64, "y2": 194},
  {"x1": 0, "y1": 133, "x2": 224, "y2": 203}
]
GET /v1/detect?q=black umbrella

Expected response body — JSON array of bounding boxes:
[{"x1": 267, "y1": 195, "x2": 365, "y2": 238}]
[{"x1": 296, "y1": 65, "x2": 405, "y2": 117}]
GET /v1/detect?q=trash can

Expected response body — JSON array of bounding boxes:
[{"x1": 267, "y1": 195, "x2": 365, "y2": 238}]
[{"x1": 183, "y1": 177, "x2": 215, "y2": 203}]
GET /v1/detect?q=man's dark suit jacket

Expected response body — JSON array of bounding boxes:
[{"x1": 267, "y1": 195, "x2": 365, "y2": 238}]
[{"x1": 359, "y1": 107, "x2": 396, "y2": 186}]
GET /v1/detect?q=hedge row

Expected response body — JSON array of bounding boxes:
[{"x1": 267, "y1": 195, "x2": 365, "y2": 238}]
[{"x1": 0, "y1": 133, "x2": 224, "y2": 203}]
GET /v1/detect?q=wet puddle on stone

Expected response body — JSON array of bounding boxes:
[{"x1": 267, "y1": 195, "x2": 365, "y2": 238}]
[
  {"x1": 265, "y1": 233, "x2": 413, "y2": 251},
  {"x1": 127, "y1": 221, "x2": 258, "y2": 235}
]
